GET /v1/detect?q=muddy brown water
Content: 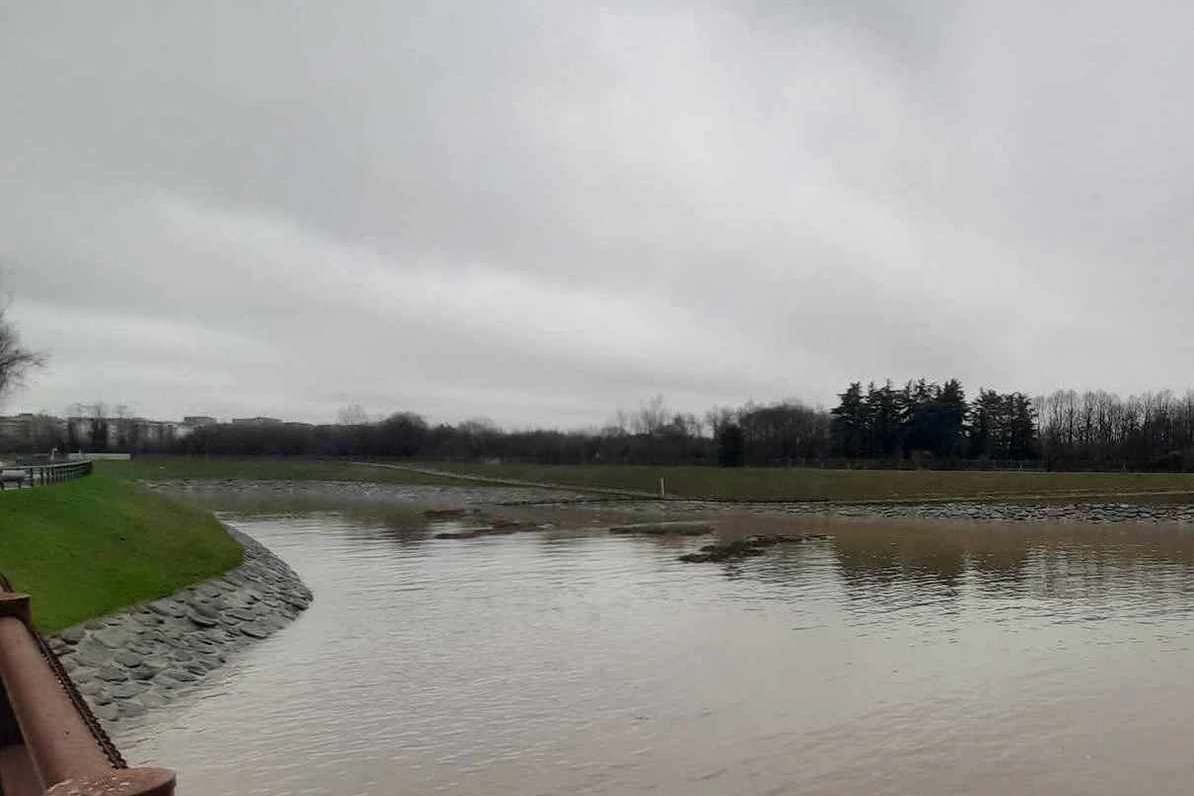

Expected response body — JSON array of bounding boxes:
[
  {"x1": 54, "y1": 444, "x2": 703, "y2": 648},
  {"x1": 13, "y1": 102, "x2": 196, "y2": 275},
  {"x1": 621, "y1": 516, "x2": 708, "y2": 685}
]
[{"x1": 123, "y1": 483, "x2": 1194, "y2": 795}]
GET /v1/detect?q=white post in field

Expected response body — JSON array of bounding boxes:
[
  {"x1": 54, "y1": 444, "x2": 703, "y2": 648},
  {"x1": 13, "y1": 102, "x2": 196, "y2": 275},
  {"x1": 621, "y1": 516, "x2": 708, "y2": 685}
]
[{"x1": 658, "y1": 477, "x2": 665, "y2": 498}]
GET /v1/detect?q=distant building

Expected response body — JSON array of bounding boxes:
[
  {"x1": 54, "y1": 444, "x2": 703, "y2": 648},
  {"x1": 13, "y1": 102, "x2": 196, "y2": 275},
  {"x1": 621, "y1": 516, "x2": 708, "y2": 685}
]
[
  {"x1": 0, "y1": 414, "x2": 31, "y2": 438},
  {"x1": 2, "y1": 410, "x2": 301, "y2": 453},
  {"x1": 178, "y1": 416, "x2": 217, "y2": 439},
  {"x1": 0, "y1": 414, "x2": 67, "y2": 448},
  {"x1": 62, "y1": 416, "x2": 181, "y2": 451},
  {"x1": 65, "y1": 417, "x2": 94, "y2": 445},
  {"x1": 124, "y1": 418, "x2": 182, "y2": 447}
]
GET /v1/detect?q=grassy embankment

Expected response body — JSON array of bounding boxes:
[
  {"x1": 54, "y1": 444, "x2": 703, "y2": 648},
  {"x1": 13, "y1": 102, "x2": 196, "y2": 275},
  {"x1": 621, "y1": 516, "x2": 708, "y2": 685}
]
[
  {"x1": 0, "y1": 473, "x2": 243, "y2": 633},
  {"x1": 424, "y1": 462, "x2": 1194, "y2": 502},
  {"x1": 103, "y1": 456, "x2": 454, "y2": 485},
  {"x1": 105, "y1": 455, "x2": 1194, "y2": 503}
]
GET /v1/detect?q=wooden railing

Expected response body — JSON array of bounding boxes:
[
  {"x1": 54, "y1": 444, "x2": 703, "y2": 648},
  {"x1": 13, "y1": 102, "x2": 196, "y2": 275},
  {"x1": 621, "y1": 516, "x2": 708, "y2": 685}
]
[
  {"x1": 0, "y1": 585, "x2": 174, "y2": 795},
  {"x1": 0, "y1": 462, "x2": 93, "y2": 491}
]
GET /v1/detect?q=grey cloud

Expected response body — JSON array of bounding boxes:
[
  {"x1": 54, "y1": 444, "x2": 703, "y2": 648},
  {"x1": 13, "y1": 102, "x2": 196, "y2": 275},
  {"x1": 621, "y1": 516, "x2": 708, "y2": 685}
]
[{"x1": 3, "y1": 1, "x2": 1193, "y2": 425}]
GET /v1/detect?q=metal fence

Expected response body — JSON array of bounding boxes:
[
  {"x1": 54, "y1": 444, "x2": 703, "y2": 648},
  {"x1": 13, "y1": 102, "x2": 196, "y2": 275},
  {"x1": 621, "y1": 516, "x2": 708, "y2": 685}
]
[
  {"x1": 0, "y1": 581, "x2": 175, "y2": 795},
  {"x1": 0, "y1": 460, "x2": 94, "y2": 490}
]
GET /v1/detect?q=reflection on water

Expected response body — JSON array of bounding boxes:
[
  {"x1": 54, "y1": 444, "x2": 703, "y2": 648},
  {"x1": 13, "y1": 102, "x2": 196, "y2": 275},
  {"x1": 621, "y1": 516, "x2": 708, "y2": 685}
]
[{"x1": 124, "y1": 485, "x2": 1194, "y2": 795}]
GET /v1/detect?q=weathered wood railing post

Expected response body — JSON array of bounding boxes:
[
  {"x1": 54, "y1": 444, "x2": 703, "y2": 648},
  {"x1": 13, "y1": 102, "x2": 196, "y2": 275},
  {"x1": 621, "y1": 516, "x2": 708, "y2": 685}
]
[{"x1": 0, "y1": 588, "x2": 175, "y2": 796}]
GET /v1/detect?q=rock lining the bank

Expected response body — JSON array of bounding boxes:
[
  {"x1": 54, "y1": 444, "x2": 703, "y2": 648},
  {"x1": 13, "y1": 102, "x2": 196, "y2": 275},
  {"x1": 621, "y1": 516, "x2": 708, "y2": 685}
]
[
  {"x1": 143, "y1": 479, "x2": 593, "y2": 507},
  {"x1": 146, "y1": 478, "x2": 1194, "y2": 525},
  {"x1": 763, "y1": 501, "x2": 1194, "y2": 523},
  {"x1": 821, "y1": 502, "x2": 1194, "y2": 523},
  {"x1": 610, "y1": 499, "x2": 1194, "y2": 524},
  {"x1": 46, "y1": 528, "x2": 312, "y2": 727}
]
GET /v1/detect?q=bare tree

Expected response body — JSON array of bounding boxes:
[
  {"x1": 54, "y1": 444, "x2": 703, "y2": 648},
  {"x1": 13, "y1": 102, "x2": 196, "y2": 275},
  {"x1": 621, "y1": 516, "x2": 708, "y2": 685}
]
[
  {"x1": 634, "y1": 394, "x2": 669, "y2": 436},
  {"x1": 337, "y1": 404, "x2": 370, "y2": 425},
  {"x1": 0, "y1": 301, "x2": 44, "y2": 404},
  {"x1": 612, "y1": 409, "x2": 630, "y2": 435},
  {"x1": 69, "y1": 401, "x2": 113, "y2": 452}
]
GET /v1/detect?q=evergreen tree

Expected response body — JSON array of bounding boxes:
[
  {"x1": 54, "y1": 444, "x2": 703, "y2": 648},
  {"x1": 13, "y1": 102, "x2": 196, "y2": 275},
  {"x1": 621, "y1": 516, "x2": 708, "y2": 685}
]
[
  {"x1": 874, "y1": 380, "x2": 905, "y2": 457},
  {"x1": 903, "y1": 379, "x2": 938, "y2": 455},
  {"x1": 1006, "y1": 392, "x2": 1038, "y2": 459},
  {"x1": 969, "y1": 388, "x2": 1002, "y2": 458},
  {"x1": 935, "y1": 379, "x2": 968, "y2": 457},
  {"x1": 831, "y1": 383, "x2": 867, "y2": 457},
  {"x1": 716, "y1": 422, "x2": 745, "y2": 467}
]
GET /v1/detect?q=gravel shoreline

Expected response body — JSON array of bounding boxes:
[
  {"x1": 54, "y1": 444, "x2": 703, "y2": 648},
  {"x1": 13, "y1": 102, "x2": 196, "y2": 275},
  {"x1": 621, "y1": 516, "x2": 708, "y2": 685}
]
[
  {"x1": 147, "y1": 477, "x2": 1194, "y2": 525},
  {"x1": 638, "y1": 499, "x2": 1194, "y2": 524},
  {"x1": 820, "y1": 501, "x2": 1194, "y2": 523},
  {"x1": 46, "y1": 527, "x2": 312, "y2": 729},
  {"x1": 142, "y1": 478, "x2": 594, "y2": 506}
]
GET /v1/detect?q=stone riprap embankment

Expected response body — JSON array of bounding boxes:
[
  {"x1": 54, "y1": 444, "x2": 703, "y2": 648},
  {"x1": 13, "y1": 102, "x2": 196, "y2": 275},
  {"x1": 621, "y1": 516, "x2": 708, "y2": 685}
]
[
  {"x1": 821, "y1": 502, "x2": 1194, "y2": 523},
  {"x1": 639, "y1": 500, "x2": 1194, "y2": 524},
  {"x1": 46, "y1": 528, "x2": 311, "y2": 727},
  {"x1": 142, "y1": 479, "x2": 594, "y2": 508}
]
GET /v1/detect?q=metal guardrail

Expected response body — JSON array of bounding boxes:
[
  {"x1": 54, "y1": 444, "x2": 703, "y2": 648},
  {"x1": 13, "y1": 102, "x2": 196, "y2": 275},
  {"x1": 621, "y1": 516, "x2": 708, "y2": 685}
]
[
  {"x1": 0, "y1": 581, "x2": 175, "y2": 796},
  {"x1": 0, "y1": 462, "x2": 93, "y2": 491}
]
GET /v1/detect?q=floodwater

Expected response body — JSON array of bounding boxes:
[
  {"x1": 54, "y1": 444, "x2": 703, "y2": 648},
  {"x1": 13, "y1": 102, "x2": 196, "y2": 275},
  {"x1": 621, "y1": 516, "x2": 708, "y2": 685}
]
[{"x1": 122, "y1": 484, "x2": 1194, "y2": 795}]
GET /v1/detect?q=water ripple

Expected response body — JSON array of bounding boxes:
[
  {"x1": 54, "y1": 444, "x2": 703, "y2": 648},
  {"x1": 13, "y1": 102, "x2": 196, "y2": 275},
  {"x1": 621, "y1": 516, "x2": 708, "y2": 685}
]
[{"x1": 120, "y1": 488, "x2": 1194, "y2": 795}]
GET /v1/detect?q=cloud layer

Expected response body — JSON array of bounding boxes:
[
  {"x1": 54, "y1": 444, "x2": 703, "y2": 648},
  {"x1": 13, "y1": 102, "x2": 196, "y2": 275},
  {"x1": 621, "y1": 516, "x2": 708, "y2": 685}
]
[{"x1": 4, "y1": 2, "x2": 1194, "y2": 426}]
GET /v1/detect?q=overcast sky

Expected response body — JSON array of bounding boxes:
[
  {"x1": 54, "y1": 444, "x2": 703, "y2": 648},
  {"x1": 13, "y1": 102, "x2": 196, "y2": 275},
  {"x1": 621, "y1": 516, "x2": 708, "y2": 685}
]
[{"x1": 3, "y1": 2, "x2": 1194, "y2": 428}]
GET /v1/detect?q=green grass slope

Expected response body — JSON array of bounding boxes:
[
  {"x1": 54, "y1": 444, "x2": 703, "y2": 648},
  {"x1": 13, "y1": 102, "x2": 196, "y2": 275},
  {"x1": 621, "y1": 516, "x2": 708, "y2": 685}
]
[
  {"x1": 0, "y1": 473, "x2": 243, "y2": 633},
  {"x1": 428, "y1": 462, "x2": 1194, "y2": 502},
  {"x1": 102, "y1": 455, "x2": 454, "y2": 484}
]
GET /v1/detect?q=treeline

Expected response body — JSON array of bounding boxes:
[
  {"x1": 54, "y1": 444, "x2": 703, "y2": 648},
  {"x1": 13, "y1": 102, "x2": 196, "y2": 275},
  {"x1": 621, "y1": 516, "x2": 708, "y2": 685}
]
[
  {"x1": 826, "y1": 381, "x2": 1194, "y2": 470},
  {"x1": 1037, "y1": 390, "x2": 1194, "y2": 470},
  {"x1": 829, "y1": 379, "x2": 1037, "y2": 464},
  {"x1": 163, "y1": 384, "x2": 1029, "y2": 468},
  {"x1": 14, "y1": 383, "x2": 1194, "y2": 472},
  {"x1": 173, "y1": 400, "x2": 829, "y2": 467}
]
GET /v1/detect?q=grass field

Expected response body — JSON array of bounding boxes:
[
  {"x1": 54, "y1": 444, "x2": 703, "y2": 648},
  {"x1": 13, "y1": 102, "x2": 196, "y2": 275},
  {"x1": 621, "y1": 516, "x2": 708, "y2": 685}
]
[
  {"x1": 95, "y1": 455, "x2": 1194, "y2": 503},
  {"x1": 100, "y1": 455, "x2": 455, "y2": 484},
  {"x1": 0, "y1": 473, "x2": 243, "y2": 633},
  {"x1": 425, "y1": 462, "x2": 1194, "y2": 502}
]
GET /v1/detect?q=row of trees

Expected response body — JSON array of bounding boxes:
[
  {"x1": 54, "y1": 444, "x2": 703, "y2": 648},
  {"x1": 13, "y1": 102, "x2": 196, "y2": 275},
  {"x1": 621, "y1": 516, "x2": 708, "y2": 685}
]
[
  {"x1": 173, "y1": 399, "x2": 827, "y2": 466},
  {"x1": 66, "y1": 384, "x2": 1016, "y2": 468},
  {"x1": 825, "y1": 380, "x2": 1194, "y2": 470},
  {"x1": 6, "y1": 320, "x2": 1194, "y2": 470},
  {"x1": 830, "y1": 379, "x2": 1037, "y2": 463},
  {"x1": 9, "y1": 275, "x2": 1194, "y2": 470},
  {"x1": 1037, "y1": 390, "x2": 1194, "y2": 470},
  {"x1": 11, "y1": 396, "x2": 829, "y2": 467},
  {"x1": 18, "y1": 387, "x2": 1194, "y2": 471}
]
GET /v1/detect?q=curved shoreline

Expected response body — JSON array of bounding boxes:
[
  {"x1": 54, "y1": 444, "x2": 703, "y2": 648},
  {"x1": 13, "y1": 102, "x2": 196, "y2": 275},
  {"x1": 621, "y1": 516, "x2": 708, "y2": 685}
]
[
  {"x1": 147, "y1": 477, "x2": 1194, "y2": 525},
  {"x1": 47, "y1": 526, "x2": 312, "y2": 728},
  {"x1": 38, "y1": 487, "x2": 1193, "y2": 735},
  {"x1": 686, "y1": 500, "x2": 1194, "y2": 524}
]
